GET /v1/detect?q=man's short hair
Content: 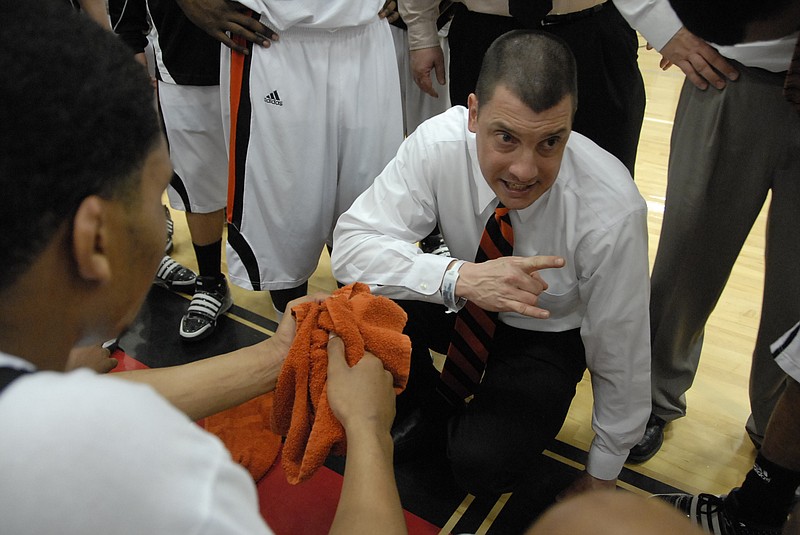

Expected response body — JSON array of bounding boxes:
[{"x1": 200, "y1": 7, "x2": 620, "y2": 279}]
[
  {"x1": 669, "y1": 0, "x2": 795, "y2": 44},
  {"x1": 0, "y1": 0, "x2": 161, "y2": 293},
  {"x1": 475, "y1": 30, "x2": 578, "y2": 114}
]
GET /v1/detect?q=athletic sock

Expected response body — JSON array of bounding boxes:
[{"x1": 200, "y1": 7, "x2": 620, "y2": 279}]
[
  {"x1": 727, "y1": 452, "x2": 800, "y2": 527},
  {"x1": 270, "y1": 282, "x2": 308, "y2": 314},
  {"x1": 192, "y1": 240, "x2": 222, "y2": 280}
]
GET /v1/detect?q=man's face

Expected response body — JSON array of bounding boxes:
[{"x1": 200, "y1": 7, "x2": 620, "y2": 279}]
[
  {"x1": 468, "y1": 85, "x2": 573, "y2": 211},
  {"x1": 106, "y1": 138, "x2": 172, "y2": 334}
]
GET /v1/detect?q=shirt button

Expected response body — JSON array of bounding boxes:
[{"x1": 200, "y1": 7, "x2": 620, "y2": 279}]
[{"x1": 420, "y1": 283, "x2": 428, "y2": 290}]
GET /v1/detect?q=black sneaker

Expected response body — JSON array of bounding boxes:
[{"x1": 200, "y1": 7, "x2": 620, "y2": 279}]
[
  {"x1": 655, "y1": 492, "x2": 783, "y2": 535},
  {"x1": 153, "y1": 255, "x2": 196, "y2": 292},
  {"x1": 164, "y1": 205, "x2": 174, "y2": 255},
  {"x1": 179, "y1": 276, "x2": 233, "y2": 341},
  {"x1": 101, "y1": 338, "x2": 119, "y2": 354},
  {"x1": 420, "y1": 232, "x2": 450, "y2": 257},
  {"x1": 627, "y1": 413, "x2": 666, "y2": 463}
]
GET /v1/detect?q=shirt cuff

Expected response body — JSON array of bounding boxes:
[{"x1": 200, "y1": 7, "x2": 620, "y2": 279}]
[
  {"x1": 634, "y1": 3, "x2": 682, "y2": 51},
  {"x1": 772, "y1": 321, "x2": 800, "y2": 383},
  {"x1": 405, "y1": 253, "x2": 460, "y2": 300},
  {"x1": 585, "y1": 442, "x2": 627, "y2": 481},
  {"x1": 613, "y1": 0, "x2": 682, "y2": 51},
  {"x1": 407, "y1": 20, "x2": 442, "y2": 50}
]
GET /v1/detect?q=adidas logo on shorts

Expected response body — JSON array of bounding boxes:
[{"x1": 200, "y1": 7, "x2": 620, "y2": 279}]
[{"x1": 264, "y1": 90, "x2": 283, "y2": 106}]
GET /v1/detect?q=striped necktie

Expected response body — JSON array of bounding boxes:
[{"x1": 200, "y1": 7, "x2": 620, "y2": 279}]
[{"x1": 439, "y1": 203, "x2": 514, "y2": 405}]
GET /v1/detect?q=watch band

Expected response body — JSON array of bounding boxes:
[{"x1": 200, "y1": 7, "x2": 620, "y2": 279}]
[{"x1": 441, "y1": 260, "x2": 467, "y2": 312}]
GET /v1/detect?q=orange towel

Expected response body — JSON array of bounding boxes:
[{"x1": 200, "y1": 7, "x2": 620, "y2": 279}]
[
  {"x1": 271, "y1": 282, "x2": 411, "y2": 484},
  {"x1": 203, "y1": 392, "x2": 283, "y2": 482}
]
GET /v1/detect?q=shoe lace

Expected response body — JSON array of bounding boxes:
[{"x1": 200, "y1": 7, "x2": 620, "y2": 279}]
[
  {"x1": 690, "y1": 494, "x2": 729, "y2": 534},
  {"x1": 696, "y1": 493, "x2": 724, "y2": 513},
  {"x1": 693, "y1": 494, "x2": 782, "y2": 535},
  {"x1": 187, "y1": 291, "x2": 226, "y2": 318}
]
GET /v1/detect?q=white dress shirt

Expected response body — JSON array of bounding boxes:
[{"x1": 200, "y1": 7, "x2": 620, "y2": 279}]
[
  {"x1": 332, "y1": 106, "x2": 651, "y2": 479},
  {"x1": 612, "y1": 0, "x2": 797, "y2": 71}
]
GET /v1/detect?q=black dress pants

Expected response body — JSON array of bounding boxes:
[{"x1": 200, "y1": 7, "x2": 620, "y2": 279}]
[
  {"x1": 446, "y1": 2, "x2": 645, "y2": 176},
  {"x1": 396, "y1": 300, "x2": 586, "y2": 495}
]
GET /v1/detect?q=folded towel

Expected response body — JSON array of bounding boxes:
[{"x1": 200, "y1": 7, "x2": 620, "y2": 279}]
[
  {"x1": 203, "y1": 392, "x2": 283, "y2": 482},
  {"x1": 271, "y1": 282, "x2": 411, "y2": 484}
]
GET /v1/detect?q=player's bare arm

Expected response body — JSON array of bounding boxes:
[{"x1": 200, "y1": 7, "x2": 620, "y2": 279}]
[
  {"x1": 379, "y1": 0, "x2": 400, "y2": 23},
  {"x1": 176, "y1": 0, "x2": 278, "y2": 55}
]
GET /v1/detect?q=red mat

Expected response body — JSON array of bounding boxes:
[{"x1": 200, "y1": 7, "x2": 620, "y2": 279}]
[{"x1": 258, "y1": 454, "x2": 440, "y2": 535}]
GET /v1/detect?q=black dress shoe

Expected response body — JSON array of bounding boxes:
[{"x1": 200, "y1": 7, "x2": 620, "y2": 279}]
[
  {"x1": 391, "y1": 406, "x2": 448, "y2": 464},
  {"x1": 627, "y1": 414, "x2": 666, "y2": 464}
]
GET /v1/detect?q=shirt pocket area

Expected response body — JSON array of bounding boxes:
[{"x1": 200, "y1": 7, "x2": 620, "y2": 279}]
[{"x1": 534, "y1": 283, "x2": 581, "y2": 319}]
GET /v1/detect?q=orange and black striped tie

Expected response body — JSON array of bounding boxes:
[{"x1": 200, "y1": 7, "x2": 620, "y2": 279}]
[{"x1": 439, "y1": 203, "x2": 514, "y2": 405}]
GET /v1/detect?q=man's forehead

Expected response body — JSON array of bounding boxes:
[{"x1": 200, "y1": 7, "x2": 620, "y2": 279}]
[{"x1": 481, "y1": 93, "x2": 573, "y2": 136}]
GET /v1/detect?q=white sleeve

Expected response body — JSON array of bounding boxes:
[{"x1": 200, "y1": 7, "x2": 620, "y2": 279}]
[
  {"x1": 577, "y1": 209, "x2": 652, "y2": 480},
  {"x1": 398, "y1": 0, "x2": 441, "y2": 49},
  {"x1": 772, "y1": 321, "x2": 800, "y2": 384},
  {"x1": 0, "y1": 373, "x2": 273, "y2": 535},
  {"x1": 198, "y1": 449, "x2": 274, "y2": 535},
  {"x1": 332, "y1": 130, "x2": 455, "y2": 304},
  {"x1": 611, "y1": 0, "x2": 683, "y2": 51}
]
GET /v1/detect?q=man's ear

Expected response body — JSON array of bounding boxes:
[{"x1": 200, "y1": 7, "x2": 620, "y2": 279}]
[
  {"x1": 72, "y1": 196, "x2": 111, "y2": 283},
  {"x1": 467, "y1": 93, "x2": 479, "y2": 134}
]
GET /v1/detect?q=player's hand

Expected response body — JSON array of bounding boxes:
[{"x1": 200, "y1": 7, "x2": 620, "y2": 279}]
[
  {"x1": 456, "y1": 256, "x2": 565, "y2": 318},
  {"x1": 658, "y1": 26, "x2": 739, "y2": 90},
  {"x1": 379, "y1": 0, "x2": 400, "y2": 24},
  {"x1": 410, "y1": 46, "x2": 447, "y2": 98},
  {"x1": 65, "y1": 343, "x2": 118, "y2": 373},
  {"x1": 175, "y1": 0, "x2": 278, "y2": 55},
  {"x1": 326, "y1": 336, "x2": 396, "y2": 433},
  {"x1": 556, "y1": 472, "x2": 617, "y2": 502},
  {"x1": 270, "y1": 293, "x2": 329, "y2": 357}
]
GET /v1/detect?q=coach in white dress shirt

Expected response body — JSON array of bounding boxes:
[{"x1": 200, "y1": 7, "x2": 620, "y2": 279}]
[{"x1": 332, "y1": 30, "x2": 651, "y2": 498}]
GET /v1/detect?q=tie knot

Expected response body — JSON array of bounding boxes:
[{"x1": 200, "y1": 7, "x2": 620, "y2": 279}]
[{"x1": 474, "y1": 201, "x2": 513, "y2": 264}]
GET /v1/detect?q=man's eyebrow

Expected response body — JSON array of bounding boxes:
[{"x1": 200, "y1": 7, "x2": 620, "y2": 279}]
[
  {"x1": 542, "y1": 127, "x2": 570, "y2": 139},
  {"x1": 488, "y1": 119, "x2": 516, "y2": 134},
  {"x1": 490, "y1": 121, "x2": 569, "y2": 140}
]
